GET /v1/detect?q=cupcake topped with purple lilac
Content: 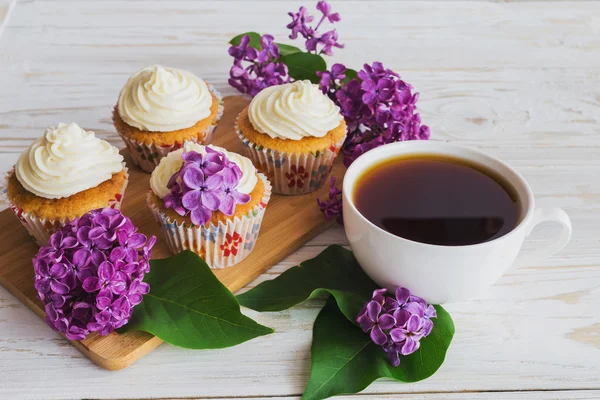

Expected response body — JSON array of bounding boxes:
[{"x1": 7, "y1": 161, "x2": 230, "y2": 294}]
[{"x1": 147, "y1": 142, "x2": 271, "y2": 269}]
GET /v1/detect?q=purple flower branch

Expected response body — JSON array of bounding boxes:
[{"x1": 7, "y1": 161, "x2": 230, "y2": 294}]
[
  {"x1": 356, "y1": 287, "x2": 437, "y2": 367},
  {"x1": 335, "y1": 61, "x2": 431, "y2": 167},
  {"x1": 228, "y1": 34, "x2": 290, "y2": 96},
  {"x1": 287, "y1": 1, "x2": 343, "y2": 56},
  {"x1": 34, "y1": 209, "x2": 156, "y2": 340},
  {"x1": 316, "y1": 177, "x2": 343, "y2": 225},
  {"x1": 164, "y1": 149, "x2": 250, "y2": 226}
]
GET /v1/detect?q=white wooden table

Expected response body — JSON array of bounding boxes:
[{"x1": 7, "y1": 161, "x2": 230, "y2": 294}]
[{"x1": 1, "y1": 1, "x2": 599, "y2": 399}]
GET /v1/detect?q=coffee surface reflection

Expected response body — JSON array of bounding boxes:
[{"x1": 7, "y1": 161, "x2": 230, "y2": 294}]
[{"x1": 353, "y1": 156, "x2": 520, "y2": 246}]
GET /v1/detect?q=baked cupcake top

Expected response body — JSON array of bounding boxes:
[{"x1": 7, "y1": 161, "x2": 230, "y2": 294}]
[
  {"x1": 118, "y1": 65, "x2": 213, "y2": 132},
  {"x1": 150, "y1": 142, "x2": 258, "y2": 199},
  {"x1": 15, "y1": 123, "x2": 123, "y2": 199},
  {"x1": 248, "y1": 80, "x2": 343, "y2": 140}
]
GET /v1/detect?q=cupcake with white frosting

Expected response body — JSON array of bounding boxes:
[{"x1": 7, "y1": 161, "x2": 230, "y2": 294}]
[
  {"x1": 147, "y1": 141, "x2": 271, "y2": 269},
  {"x1": 2, "y1": 123, "x2": 128, "y2": 245},
  {"x1": 113, "y1": 65, "x2": 223, "y2": 173},
  {"x1": 236, "y1": 80, "x2": 346, "y2": 195}
]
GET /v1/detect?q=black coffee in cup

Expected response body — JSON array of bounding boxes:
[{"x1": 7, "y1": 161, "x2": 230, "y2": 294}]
[{"x1": 353, "y1": 155, "x2": 521, "y2": 246}]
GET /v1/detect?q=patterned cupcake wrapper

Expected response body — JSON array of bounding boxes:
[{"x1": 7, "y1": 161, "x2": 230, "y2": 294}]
[
  {"x1": 0, "y1": 164, "x2": 129, "y2": 246},
  {"x1": 235, "y1": 122, "x2": 346, "y2": 195},
  {"x1": 118, "y1": 85, "x2": 224, "y2": 173},
  {"x1": 147, "y1": 173, "x2": 272, "y2": 269}
]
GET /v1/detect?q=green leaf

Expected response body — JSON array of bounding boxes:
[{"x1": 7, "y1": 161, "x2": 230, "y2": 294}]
[
  {"x1": 342, "y1": 68, "x2": 358, "y2": 83},
  {"x1": 390, "y1": 304, "x2": 454, "y2": 381},
  {"x1": 276, "y1": 42, "x2": 302, "y2": 57},
  {"x1": 229, "y1": 32, "x2": 262, "y2": 49},
  {"x1": 303, "y1": 298, "x2": 454, "y2": 400},
  {"x1": 237, "y1": 245, "x2": 377, "y2": 322},
  {"x1": 122, "y1": 251, "x2": 274, "y2": 349},
  {"x1": 280, "y1": 52, "x2": 327, "y2": 84},
  {"x1": 238, "y1": 245, "x2": 454, "y2": 397}
]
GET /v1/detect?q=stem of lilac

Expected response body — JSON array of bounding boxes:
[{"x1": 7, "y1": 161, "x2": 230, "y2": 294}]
[
  {"x1": 308, "y1": 14, "x2": 327, "y2": 55},
  {"x1": 315, "y1": 14, "x2": 326, "y2": 31}
]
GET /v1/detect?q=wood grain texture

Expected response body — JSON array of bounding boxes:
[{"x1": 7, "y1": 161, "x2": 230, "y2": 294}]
[
  {"x1": 0, "y1": 95, "x2": 343, "y2": 371},
  {"x1": 0, "y1": 0, "x2": 599, "y2": 399}
]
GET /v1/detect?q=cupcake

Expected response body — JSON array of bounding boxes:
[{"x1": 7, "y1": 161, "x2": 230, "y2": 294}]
[
  {"x1": 113, "y1": 65, "x2": 224, "y2": 173},
  {"x1": 236, "y1": 80, "x2": 346, "y2": 195},
  {"x1": 147, "y1": 142, "x2": 271, "y2": 269},
  {"x1": 2, "y1": 123, "x2": 127, "y2": 245}
]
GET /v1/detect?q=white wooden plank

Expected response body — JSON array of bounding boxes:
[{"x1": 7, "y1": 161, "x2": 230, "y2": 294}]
[
  {"x1": 6, "y1": 0, "x2": 600, "y2": 75},
  {"x1": 1, "y1": 68, "x2": 599, "y2": 149}
]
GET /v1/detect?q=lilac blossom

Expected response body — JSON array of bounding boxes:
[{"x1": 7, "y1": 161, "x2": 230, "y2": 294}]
[
  {"x1": 182, "y1": 147, "x2": 224, "y2": 175},
  {"x1": 228, "y1": 34, "x2": 290, "y2": 96},
  {"x1": 181, "y1": 165, "x2": 224, "y2": 226},
  {"x1": 356, "y1": 287, "x2": 437, "y2": 367},
  {"x1": 287, "y1": 1, "x2": 343, "y2": 56},
  {"x1": 336, "y1": 61, "x2": 431, "y2": 166},
  {"x1": 219, "y1": 166, "x2": 250, "y2": 216},
  {"x1": 357, "y1": 300, "x2": 396, "y2": 345},
  {"x1": 316, "y1": 1, "x2": 341, "y2": 22},
  {"x1": 316, "y1": 177, "x2": 343, "y2": 225},
  {"x1": 287, "y1": 6, "x2": 314, "y2": 39},
  {"x1": 317, "y1": 63, "x2": 347, "y2": 94},
  {"x1": 164, "y1": 150, "x2": 250, "y2": 226},
  {"x1": 33, "y1": 209, "x2": 155, "y2": 341}
]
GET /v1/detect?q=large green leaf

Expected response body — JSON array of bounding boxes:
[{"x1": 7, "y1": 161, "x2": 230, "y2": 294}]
[
  {"x1": 229, "y1": 32, "x2": 262, "y2": 49},
  {"x1": 238, "y1": 245, "x2": 377, "y2": 322},
  {"x1": 303, "y1": 298, "x2": 454, "y2": 400},
  {"x1": 280, "y1": 52, "x2": 327, "y2": 84},
  {"x1": 276, "y1": 43, "x2": 302, "y2": 57},
  {"x1": 122, "y1": 251, "x2": 273, "y2": 349}
]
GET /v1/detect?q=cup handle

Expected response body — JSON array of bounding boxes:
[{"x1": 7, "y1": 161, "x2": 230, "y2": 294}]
[{"x1": 515, "y1": 208, "x2": 572, "y2": 267}]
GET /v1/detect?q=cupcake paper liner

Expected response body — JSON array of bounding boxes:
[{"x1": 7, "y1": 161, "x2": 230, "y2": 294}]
[
  {"x1": 118, "y1": 85, "x2": 224, "y2": 173},
  {"x1": 1, "y1": 164, "x2": 129, "y2": 246},
  {"x1": 148, "y1": 173, "x2": 272, "y2": 269},
  {"x1": 235, "y1": 119, "x2": 346, "y2": 195}
]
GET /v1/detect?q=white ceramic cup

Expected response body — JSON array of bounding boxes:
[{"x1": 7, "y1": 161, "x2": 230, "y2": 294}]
[{"x1": 343, "y1": 141, "x2": 572, "y2": 304}]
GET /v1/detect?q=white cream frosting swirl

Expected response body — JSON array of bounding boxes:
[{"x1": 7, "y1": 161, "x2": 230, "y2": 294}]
[
  {"x1": 150, "y1": 142, "x2": 257, "y2": 198},
  {"x1": 15, "y1": 123, "x2": 124, "y2": 199},
  {"x1": 248, "y1": 80, "x2": 343, "y2": 140},
  {"x1": 118, "y1": 65, "x2": 213, "y2": 132}
]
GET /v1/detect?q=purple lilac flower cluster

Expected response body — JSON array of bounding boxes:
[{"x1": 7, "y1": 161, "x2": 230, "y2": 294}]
[
  {"x1": 33, "y1": 209, "x2": 156, "y2": 340},
  {"x1": 228, "y1": 34, "x2": 290, "y2": 96},
  {"x1": 316, "y1": 62, "x2": 347, "y2": 98},
  {"x1": 316, "y1": 177, "x2": 342, "y2": 225},
  {"x1": 316, "y1": 62, "x2": 430, "y2": 224},
  {"x1": 164, "y1": 149, "x2": 250, "y2": 226},
  {"x1": 357, "y1": 287, "x2": 437, "y2": 367},
  {"x1": 287, "y1": 1, "x2": 343, "y2": 56},
  {"x1": 321, "y1": 62, "x2": 431, "y2": 167}
]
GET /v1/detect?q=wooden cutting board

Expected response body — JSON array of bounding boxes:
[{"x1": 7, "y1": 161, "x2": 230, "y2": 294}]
[{"x1": 0, "y1": 96, "x2": 345, "y2": 371}]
